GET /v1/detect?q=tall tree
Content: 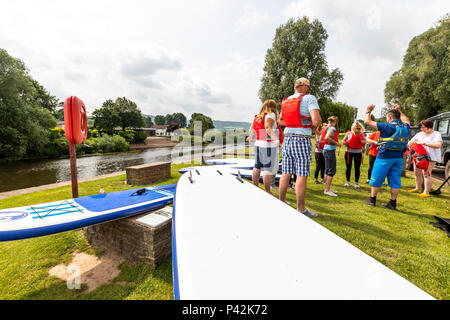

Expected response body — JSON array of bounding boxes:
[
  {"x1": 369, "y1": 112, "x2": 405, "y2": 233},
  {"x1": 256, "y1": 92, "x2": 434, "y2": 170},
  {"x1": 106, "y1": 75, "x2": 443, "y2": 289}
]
[
  {"x1": 189, "y1": 113, "x2": 215, "y2": 135},
  {"x1": 154, "y1": 115, "x2": 166, "y2": 125},
  {"x1": 114, "y1": 97, "x2": 144, "y2": 130},
  {"x1": 384, "y1": 15, "x2": 450, "y2": 123},
  {"x1": 259, "y1": 17, "x2": 343, "y2": 105},
  {"x1": 171, "y1": 112, "x2": 187, "y2": 128},
  {"x1": 92, "y1": 99, "x2": 120, "y2": 135},
  {"x1": 93, "y1": 97, "x2": 144, "y2": 133},
  {"x1": 0, "y1": 48, "x2": 57, "y2": 161}
]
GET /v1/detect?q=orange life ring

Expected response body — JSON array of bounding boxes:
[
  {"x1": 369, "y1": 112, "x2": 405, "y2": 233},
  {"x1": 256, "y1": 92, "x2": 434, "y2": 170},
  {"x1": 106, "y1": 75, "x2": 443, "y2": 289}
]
[{"x1": 64, "y1": 96, "x2": 87, "y2": 144}]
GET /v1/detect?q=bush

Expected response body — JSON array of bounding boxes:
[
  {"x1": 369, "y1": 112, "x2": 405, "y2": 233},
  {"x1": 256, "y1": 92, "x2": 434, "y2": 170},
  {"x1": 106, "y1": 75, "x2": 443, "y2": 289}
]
[
  {"x1": 84, "y1": 134, "x2": 129, "y2": 154},
  {"x1": 118, "y1": 130, "x2": 135, "y2": 143},
  {"x1": 132, "y1": 131, "x2": 147, "y2": 144}
]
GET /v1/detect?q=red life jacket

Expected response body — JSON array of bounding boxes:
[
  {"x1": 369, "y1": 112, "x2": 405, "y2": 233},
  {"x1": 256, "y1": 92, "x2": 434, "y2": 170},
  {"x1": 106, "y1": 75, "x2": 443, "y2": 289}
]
[
  {"x1": 316, "y1": 128, "x2": 326, "y2": 149},
  {"x1": 345, "y1": 131, "x2": 363, "y2": 149},
  {"x1": 405, "y1": 143, "x2": 430, "y2": 171},
  {"x1": 321, "y1": 125, "x2": 339, "y2": 146},
  {"x1": 368, "y1": 131, "x2": 380, "y2": 157},
  {"x1": 280, "y1": 94, "x2": 313, "y2": 128},
  {"x1": 252, "y1": 113, "x2": 284, "y2": 144}
]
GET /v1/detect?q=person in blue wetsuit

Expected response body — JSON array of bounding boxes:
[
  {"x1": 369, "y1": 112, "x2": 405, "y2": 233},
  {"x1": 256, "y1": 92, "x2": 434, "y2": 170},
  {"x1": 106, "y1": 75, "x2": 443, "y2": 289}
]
[{"x1": 363, "y1": 104, "x2": 410, "y2": 210}]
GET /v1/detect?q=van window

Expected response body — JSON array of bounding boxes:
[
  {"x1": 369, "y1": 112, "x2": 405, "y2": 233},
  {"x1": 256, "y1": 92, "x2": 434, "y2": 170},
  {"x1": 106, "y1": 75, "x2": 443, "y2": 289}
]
[{"x1": 437, "y1": 119, "x2": 449, "y2": 135}]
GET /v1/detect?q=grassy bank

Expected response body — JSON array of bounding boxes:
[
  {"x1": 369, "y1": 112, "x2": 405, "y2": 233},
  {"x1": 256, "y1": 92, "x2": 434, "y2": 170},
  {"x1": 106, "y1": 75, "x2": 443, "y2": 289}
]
[{"x1": 0, "y1": 158, "x2": 449, "y2": 299}]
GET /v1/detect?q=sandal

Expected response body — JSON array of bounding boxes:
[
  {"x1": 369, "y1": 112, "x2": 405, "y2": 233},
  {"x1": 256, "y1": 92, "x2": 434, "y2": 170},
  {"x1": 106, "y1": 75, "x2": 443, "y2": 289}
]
[
  {"x1": 408, "y1": 189, "x2": 420, "y2": 193},
  {"x1": 419, "y1": 193, "x2": 431, "y2": 198}
]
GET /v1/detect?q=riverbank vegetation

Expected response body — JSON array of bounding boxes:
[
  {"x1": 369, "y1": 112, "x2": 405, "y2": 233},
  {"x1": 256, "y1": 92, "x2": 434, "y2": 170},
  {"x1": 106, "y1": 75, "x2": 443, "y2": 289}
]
[{"x1": 0, "y1": 157, "x2": 448, "y2": 299}]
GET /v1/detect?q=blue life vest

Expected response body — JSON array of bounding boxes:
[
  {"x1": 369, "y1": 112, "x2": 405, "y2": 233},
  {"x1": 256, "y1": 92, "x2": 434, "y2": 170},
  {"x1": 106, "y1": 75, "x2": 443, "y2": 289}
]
[{"x1": 378, "y1": 121, "x2": 409, "y2": 151}]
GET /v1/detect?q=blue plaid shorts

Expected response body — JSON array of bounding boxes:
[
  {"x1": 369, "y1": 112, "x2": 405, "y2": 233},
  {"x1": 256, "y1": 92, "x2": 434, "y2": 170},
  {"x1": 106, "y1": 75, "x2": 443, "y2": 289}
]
[{"x1": 281, "y1": 136, "x2": 312, "y2": 176}]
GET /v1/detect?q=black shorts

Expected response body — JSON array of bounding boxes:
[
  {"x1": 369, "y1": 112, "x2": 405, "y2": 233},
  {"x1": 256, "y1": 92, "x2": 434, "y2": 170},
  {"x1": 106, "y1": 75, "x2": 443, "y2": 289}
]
[{"x1": 323, "y1": 149, "x2": 337, "y2": 177}]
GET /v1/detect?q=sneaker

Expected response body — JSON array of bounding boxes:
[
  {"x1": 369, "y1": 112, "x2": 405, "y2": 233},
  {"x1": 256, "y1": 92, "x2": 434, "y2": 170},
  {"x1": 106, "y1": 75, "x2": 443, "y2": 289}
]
[
  {"x1": 324, "y1": 190, "x2": 338, "y2": 197},
  {"x1": 314, "y1": 180, "x2": 320, "y2": 184},
  {"x1": 382, "y1": 201, "x2": 397, "y2": 210},
  {"x1": 344, "y1": 182, "x2": 351, "y2": 187},
  {"x1": 364, "y1": 198, "x2": 376, "y2": 206},
  {"x1": 330, "y1": 188, "x2": 339, "y2": 194},
  {"x1": 301, "y1": 208, "x2": 318, "y2": 218},
  {"x1": 320, "y1": 179, "x2": 325, "y2": 184},
  {"x1": 271, "y1": 185, "x2": 279, "y2": 191},
  {"x1": 408, "y1": 189, "x2": 420, "y2": 193},
  {"x1": 288, "y1": 185, "x2": 295, "y2": 191},
  {"x1": 354, "y1": 183, "x2": 360, "y2": 188}
]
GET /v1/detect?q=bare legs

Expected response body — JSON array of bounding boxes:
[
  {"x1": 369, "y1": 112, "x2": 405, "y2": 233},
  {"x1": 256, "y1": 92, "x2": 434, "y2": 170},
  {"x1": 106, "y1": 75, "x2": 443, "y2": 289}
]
[
  {"x1": 279, "y1": 173, "x2": 307, "y2": 212},
  {"x1": 414, "y1": 162, "x2": 436, "y2": 194}
]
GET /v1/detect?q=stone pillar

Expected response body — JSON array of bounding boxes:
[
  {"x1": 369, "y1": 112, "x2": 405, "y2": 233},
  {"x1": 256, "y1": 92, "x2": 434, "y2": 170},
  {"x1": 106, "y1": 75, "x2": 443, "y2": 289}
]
[
  {"x1": 126, "y1": 162, "x2": 171, "y2": 185},
  {"x1": 83, "y1": 207, "x2": 172, "y2": 269}
]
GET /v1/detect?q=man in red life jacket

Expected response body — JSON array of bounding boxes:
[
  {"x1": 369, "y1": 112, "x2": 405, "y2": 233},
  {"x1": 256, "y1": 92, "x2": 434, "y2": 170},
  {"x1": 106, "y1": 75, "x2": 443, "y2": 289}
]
[{"x1": 278, "y1": 77, "x2": 321, "y2": 217}]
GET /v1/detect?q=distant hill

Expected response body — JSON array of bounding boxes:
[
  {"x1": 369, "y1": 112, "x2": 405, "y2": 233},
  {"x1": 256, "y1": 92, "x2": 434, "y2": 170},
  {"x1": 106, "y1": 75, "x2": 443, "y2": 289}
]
[
  {"x1": 212, "y1": 120, "x2": 251, "y2": 131},
  {"x1": 143, "y1": 114, "x2": 250, "y2": 131}
]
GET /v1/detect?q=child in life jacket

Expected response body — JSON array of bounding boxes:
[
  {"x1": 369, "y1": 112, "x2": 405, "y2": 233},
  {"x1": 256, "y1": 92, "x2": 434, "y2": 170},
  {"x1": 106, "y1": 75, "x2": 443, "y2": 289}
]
[
  {"x1": 365, "y1": 130, "x2": 380, "y2": 184},
  {"x1": 342, "y1": 121, "x2": 368, "y2": 188},
  {"x1": 314, "y1": 123, "x2": 328, "y2": 184}
]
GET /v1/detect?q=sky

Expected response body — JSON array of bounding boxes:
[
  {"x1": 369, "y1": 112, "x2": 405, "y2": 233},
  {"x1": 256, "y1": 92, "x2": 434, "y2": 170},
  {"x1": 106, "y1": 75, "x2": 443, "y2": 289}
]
[{"x1": 0, "y1": 0, "x2": 448, "y2": 122}]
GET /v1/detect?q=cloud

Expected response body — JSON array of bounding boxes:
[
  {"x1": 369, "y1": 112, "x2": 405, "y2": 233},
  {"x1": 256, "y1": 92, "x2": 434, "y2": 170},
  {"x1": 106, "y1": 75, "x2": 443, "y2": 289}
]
[
  {"x1": 281, "y1": 0, "x2": 450, "y2": 118},
  {"x1": 235, "y1": 5, "x2": 270, "y2": 33}
]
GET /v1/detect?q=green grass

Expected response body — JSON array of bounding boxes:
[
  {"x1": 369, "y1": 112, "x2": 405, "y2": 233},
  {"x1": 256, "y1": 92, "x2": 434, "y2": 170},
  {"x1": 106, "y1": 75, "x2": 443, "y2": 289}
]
[{"x1": 0, "y1": 158, "x2": 449, "y2": 299}]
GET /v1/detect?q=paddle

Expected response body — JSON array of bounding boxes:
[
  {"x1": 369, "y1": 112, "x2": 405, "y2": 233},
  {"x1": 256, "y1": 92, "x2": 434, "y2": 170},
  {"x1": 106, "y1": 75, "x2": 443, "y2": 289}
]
[{"x1": 430, "y1": 175, "x2": 450, "y2": 195}]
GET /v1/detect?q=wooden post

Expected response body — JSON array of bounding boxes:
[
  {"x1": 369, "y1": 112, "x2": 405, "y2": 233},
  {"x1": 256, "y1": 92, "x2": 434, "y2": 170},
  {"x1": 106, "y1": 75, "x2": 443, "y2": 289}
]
[{"x1": 69, "y1": 142, "x2": 79, "y2": 198}]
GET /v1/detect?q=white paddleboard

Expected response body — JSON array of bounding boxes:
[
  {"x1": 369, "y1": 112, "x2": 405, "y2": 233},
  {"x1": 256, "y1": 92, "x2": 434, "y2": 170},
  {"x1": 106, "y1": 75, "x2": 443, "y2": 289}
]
[
  {"x1": 179, "y1": 166, "x2": 281, "y2": 181},
  {"x1": 205, "y1": 157, "x2": 282, "y2": 170},
  {"x1": 172, "y1": 167, "x2": 434, "y2": 299},
  {"x1": 0, "y1": 185, "x2": 175, "y2": 241}
]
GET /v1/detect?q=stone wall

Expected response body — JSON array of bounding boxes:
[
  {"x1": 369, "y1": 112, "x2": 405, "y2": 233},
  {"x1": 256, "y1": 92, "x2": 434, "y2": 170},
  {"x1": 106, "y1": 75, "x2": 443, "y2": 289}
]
[
  {"x1": 83, "y1": 207, "x2": 172, "y2": 269},
  {"x1": 126, "y1": 162, "x2": 171, "y2": 185}
]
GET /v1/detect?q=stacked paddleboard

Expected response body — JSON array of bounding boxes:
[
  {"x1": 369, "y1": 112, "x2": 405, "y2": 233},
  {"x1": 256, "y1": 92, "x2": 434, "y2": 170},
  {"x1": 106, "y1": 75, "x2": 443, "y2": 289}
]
[
  {"x1": 172, "y1": 167, "x2": 434, "y2": 299},
  {"x1": 180, "y1": 157, "x2": 282, "y2": 181},
  {"x1": 0, "y1": 185, "x2": 176, "y2": 241}
]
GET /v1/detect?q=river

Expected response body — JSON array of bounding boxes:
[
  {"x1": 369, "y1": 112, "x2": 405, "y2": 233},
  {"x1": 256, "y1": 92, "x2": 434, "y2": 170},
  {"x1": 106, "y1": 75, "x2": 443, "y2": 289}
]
[{"x1": 0, "y1": 144, "x2": 248, "y2": 193}]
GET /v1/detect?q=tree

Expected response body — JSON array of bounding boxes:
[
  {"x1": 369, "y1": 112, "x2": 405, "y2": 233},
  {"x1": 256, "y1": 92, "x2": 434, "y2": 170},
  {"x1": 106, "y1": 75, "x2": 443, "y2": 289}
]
[
  {"x1": 154, "y1": 115, "x2": 166, "y2": 125},
  {"x1": 188, "y1": 113, "x2": 215, "y2": 135},
  {"x1": 114, "y1": 97, "x2": 144, "y2": 130},
  {"x1": 171, "y1": 112, "x2": 187, "y2": 128},
  {"x1": 143, "y1": 115, "x2": 154, "y2": 127},
  {"x1": 384, "y1": 15, "x2": 450, "y2": 124},
  {"x1": 92, "y1": 99, "x2": 120, "y2": 135},
  {"x1": 0, "y1": 48, "x2": 57, "y2": 161},
  {"x1": 259, "y1": 17, "x2": 343, "y2": 106},
  {"x1": 93, "y1": 97, "x2": 144, "y2": 133},
  {"x1": 319, "y1": 100, "x2": 358, "y2": 132}
]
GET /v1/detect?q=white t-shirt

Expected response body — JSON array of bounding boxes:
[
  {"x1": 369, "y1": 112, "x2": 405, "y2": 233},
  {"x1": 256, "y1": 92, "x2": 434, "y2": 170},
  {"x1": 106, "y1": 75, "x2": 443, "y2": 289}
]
[
  {"x1": 410, "y1": 131, "x2": 442, "y2": 162},
  {"x1": 254, "y1": 112, "x2": 280, "y2": 148}
]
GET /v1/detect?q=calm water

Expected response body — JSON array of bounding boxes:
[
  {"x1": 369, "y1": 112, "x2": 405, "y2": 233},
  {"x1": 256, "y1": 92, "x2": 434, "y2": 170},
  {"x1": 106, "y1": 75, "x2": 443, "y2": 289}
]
[
  {"x1": 0, "y1": 144, "x2": 246, "y2": 193},
  {"x1": 0, "y1": 148, "x2": 178, "y2": 193}
]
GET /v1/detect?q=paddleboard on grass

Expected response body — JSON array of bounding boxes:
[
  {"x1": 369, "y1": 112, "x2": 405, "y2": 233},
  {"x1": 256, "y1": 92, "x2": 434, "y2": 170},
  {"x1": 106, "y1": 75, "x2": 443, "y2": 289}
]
[
  {"x1": 172, "y1": 167, "x2": 433, "y2": 299},
  {"x1": 179, "y1": 166, "x2": 281, "y2": 181},
  {"x1": 205, "y1": 157, "x2": 282, "y2": 170},
  {"x1": 0, "y1": 184, "x2": 176, "y2": 242}
]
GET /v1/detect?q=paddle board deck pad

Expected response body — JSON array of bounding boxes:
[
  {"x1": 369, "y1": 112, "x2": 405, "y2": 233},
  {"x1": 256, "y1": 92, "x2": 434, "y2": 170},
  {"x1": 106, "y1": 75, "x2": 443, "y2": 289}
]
[
  {"x1": 179, "y1": 166, "x2": 281, "y2": 181},
  {"x1": 205, "y1": 157, "x2": 281, "y2": 170},
  {"x1": 0, "y1": 184, "x2": 176, "y2": 241},
  {"x1": 172, "y1": 168, "x2": 433, "y2": 299}
]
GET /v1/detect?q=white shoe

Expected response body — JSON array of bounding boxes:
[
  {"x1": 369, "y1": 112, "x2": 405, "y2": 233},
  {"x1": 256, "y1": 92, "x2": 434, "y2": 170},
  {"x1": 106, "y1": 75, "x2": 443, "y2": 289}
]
[
  {"x1": 344, "y1": 182, "x2": 350, "y2": 187},
  {"x1": 354, "y1": 183, "x2": 360, "y2": 188},
  {"x1": 324, "y1": 190, "x2": 338, "y2": 197},
  {"x1": 330, "y1": 188, "x2": 339, "y2": 193}
]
